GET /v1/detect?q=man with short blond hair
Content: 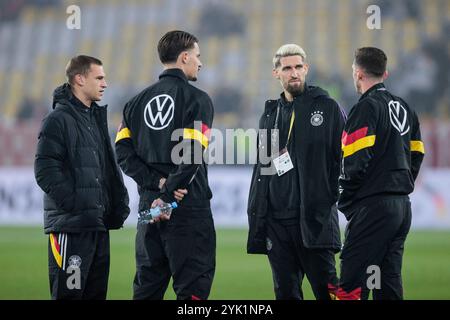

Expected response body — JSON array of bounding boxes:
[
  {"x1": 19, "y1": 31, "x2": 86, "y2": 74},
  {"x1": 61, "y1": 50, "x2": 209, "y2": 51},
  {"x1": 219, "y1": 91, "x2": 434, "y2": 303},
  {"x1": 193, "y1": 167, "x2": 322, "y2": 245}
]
[{"x1": 35, "y1": 55, "x2": 130, "y2": 299}]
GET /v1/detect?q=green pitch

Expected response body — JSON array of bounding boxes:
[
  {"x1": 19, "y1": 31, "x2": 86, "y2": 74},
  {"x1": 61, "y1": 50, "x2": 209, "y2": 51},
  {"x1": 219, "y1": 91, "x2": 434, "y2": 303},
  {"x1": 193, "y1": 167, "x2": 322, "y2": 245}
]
[{"x1": 0, "y1": 226, "x2": 449, "y2": 299}]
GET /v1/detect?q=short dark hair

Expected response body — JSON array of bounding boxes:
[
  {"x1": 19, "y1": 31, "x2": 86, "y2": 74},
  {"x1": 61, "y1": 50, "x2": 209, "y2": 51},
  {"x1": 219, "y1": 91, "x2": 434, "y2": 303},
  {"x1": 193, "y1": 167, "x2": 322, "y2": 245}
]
[
  {"x1": 65, "y1": 55, "x2": 102, "y2": 85},
  {"x1": 354, "y1": 47, "x2": 387, "y2": 78},
  {"x1": 157, "y1": 30, "x2": 198, "y2": 64}
]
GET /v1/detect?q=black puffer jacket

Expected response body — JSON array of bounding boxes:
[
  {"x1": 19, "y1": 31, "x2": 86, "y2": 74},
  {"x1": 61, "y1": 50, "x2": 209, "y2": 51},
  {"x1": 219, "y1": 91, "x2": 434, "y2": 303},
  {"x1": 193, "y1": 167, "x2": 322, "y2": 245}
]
[{"x1": 34, "y1": 84, "x2": 130, "y2": 233}]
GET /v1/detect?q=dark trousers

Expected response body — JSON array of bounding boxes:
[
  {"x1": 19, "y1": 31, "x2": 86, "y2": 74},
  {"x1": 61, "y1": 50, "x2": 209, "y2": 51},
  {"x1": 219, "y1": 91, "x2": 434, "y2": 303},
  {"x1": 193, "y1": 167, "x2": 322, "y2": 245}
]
[
  {"x1": 48, "y1": 231, "x2": 110, "y2": 300},
  {"x1": 266, "y1": 219, "x2": 338, "y2": 300},
  {"x1": 133, "y1": 209, "x2": 216, "y2": 300},
  {"x1": 338, "y1": 196, "x2": 412, "y2": 300}
]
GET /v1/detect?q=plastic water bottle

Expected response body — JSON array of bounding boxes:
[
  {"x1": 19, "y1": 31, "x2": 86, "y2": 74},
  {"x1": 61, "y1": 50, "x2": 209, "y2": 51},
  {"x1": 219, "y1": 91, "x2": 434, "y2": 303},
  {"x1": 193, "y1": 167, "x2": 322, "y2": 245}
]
[{"x1": 138, "y1": 201, "x2": 178, "y2": 225}]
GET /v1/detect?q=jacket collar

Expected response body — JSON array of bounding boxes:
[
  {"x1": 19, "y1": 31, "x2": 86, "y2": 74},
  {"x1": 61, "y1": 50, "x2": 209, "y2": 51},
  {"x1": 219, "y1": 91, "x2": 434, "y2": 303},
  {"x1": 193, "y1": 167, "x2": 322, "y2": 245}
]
[
  {"x1": 159, "y1": 68, "x2": 188, "y2": 83},
  {"x1": 70, "y1": 94, "x2": 92, "y2": 113},
  {"x1": 52, "y1": 83, "x2": 106, "y2": 111},
  {"x1": 68, "y1": 95, "x2": 105, "y2": 116},
  {"x1": 279, "y1": 92, "x2": 293, "y2": 107},
  {"x1": 359, "y1": 82, "x2": 385, "y2": 101}
]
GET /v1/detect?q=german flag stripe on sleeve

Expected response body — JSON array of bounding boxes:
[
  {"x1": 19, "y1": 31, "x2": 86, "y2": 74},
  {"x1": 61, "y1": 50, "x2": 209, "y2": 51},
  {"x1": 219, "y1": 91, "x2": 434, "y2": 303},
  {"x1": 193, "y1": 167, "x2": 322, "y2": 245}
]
[
  {"x1": 410, "y1": 140, "x2": 425, "y2": 154},
  {"x1": 341, "y1": 127, "x2": 368, "y2": 145},
  {"x1": 115, "y1": 127, "x2": 132, "y2": 143},
  {"x1": 183, "y1": 123, "x2": 210, "y2": 149},
  {"x1": 341, "y1": 126, "x2": 376, "y2": 158}
]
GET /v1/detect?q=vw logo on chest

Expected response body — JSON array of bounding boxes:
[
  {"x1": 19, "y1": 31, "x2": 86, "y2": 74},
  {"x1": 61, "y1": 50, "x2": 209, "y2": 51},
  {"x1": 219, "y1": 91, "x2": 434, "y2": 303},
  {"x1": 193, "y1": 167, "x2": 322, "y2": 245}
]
[
  {"x1": 388, "y1": 100, "x2": 410, "y2": 136},
  {"x1": 144, "y1": 94, "x2": 175, "y2": 130}
]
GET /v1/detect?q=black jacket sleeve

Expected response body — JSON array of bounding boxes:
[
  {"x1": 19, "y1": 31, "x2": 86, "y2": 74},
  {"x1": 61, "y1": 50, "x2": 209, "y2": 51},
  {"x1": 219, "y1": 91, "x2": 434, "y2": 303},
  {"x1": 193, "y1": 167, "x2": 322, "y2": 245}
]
[
  {"x1": 339, "y1": 100, "x2": 378, "y2": 206},
  {"x1": 115, "y1": 106, "x2": 163, "y2": 191},
  {"x1": 34, "y1": 116, "x2": 76, "y2": 212},
  {"x1": 410, "y1": 111, "x2": 425, "y2": 180},
  {"x1": 159, "y1": 94, "x2": 214, "y2": 203}
]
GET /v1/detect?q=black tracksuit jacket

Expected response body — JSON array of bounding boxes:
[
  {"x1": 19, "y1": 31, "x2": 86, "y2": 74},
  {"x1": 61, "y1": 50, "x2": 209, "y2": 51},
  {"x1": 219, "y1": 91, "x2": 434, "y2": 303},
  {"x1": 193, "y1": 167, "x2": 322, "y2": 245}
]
[
  {"x1": 115, "y1": 68, "x2": 214, "y2": 212},
  {"x1": 338, "y1": 83, "x2": 425, "y2": 218}
]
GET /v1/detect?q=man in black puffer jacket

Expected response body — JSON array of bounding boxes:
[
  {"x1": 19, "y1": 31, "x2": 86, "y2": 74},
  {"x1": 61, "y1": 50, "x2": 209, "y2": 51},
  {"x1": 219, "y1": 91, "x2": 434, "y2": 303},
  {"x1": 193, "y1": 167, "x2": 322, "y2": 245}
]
[{"x1": 34, "y1": 55, "x2": 130, "y2": 300}]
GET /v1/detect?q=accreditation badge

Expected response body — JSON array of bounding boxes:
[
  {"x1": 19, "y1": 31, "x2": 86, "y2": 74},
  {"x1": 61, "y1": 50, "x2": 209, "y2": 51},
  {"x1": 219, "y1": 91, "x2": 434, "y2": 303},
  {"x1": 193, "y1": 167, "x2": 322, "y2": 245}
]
[{"x1": 272, "y1": 147, "x2": 294, "y2": 176}]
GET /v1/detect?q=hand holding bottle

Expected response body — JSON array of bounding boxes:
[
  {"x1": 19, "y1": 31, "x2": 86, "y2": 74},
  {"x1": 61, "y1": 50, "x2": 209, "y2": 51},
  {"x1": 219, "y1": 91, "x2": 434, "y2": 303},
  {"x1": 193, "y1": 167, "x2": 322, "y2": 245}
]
[{"x1": 138, "y1": 199, "x2": 178, "y2": 225}]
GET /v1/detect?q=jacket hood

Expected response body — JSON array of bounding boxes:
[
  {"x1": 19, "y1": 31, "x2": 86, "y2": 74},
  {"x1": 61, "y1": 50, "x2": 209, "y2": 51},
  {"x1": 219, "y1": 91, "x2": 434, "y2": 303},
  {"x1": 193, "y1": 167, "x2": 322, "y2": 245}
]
[
  {"x1": 306, "y1": 85, "x2": 329, "y2": 98},
  {"x1": 52, "y1": 83, "x2": 73, "y2": 109},
  {"x1": 52, "y1": 83, "x2": 106, "y2": 110}
]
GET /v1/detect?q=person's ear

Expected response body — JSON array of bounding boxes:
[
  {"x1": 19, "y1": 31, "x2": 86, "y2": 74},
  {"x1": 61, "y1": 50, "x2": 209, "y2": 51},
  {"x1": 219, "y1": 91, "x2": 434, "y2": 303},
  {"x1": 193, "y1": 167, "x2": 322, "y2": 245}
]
[
  {"x1": 181, "y1": 51, "x2": 189, "y2": 64},
  {"x1": 272, "y1": 68, "x2": 280, "y2": 80},
  {"x1": 383, "y1": 70, "x2": 389, "y2": 81},
  {"x1": 74, "y1": 74, "x2": 85, "y2": 86},
  {"x1": 357, "y1": 69, "x2": 363, "y2": 81},
  {"x1": 303, "y1": 63, "x2": 309, "y2": 75}
]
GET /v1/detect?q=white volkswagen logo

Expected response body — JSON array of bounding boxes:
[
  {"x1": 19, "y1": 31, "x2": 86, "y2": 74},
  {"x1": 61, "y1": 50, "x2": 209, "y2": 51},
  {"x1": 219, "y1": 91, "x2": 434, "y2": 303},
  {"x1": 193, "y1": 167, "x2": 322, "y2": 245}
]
[
  {"x1": 144, "y1": 94, "x2": 175, "y2": 130},
  {"x1": 388, "y1": 100, "x2": 410, "y2": 136}
]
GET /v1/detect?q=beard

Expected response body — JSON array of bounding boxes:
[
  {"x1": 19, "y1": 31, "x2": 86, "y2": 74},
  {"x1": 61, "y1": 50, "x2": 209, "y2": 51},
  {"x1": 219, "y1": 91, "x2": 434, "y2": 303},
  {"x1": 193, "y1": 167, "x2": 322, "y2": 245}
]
[
  {"x1": 187, "y1": 68, "x2": 200, "y2": 82},
  {"x1": 286, "y1": 81, "x2": 304, "y2": 96},
  {"x1": 187, "y1": 72, "x2": 198, "y2": 81}
]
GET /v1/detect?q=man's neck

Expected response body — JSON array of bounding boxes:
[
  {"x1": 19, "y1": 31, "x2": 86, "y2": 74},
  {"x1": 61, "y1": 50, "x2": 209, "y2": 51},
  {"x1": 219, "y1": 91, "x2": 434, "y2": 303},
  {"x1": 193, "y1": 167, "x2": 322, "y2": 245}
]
[
  {"x1": 164, "y1": 63, "x2": 185, "y2": 74},
  {"x1": 71, "y1": 88, "x2": 91, "y2": 108},
  {"x1": 283, "y1": 90, "x2": 294, "y2": 102},
  {"x1": 360, "y1": 80, "x2": 383, "y2": 95}
]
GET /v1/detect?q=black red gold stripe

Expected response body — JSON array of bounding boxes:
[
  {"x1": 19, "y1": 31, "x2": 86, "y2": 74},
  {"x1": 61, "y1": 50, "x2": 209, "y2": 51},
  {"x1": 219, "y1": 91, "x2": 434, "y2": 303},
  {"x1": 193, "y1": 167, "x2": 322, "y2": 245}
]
[
  {"x1": 183, "y1": 123, "x2": 211, "y2": 148},
  {"x1": 50, "y1": 233, "x2": 68, "y2": 270},
  {"x1": 341, "y1": 127, "x2": 376, "y2": 158},
  {"x1": 50, "y1": 233, "x2": 62, "y2": 268}
]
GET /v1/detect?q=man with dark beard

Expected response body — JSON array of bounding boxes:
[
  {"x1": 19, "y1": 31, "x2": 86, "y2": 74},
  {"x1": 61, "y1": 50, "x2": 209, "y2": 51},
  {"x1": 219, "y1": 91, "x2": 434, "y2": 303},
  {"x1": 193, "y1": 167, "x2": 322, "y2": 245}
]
[{"x1": 247, "y1": 44, "x2": 346, "y2": 299}]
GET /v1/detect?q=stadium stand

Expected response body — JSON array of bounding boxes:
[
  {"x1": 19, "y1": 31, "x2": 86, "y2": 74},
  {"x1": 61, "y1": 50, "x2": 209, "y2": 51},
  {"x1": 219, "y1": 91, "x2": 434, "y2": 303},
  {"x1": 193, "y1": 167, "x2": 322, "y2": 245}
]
[{"x1": 0, "y1": 0, "x2": 448, "y2": 166}]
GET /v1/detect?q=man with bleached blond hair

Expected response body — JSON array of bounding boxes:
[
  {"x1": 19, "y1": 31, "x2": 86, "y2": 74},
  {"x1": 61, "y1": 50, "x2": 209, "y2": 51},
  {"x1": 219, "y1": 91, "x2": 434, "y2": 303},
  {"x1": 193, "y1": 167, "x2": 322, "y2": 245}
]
[{"x1": 247, "y1": 44, "x2": 346, "y2": 300}]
